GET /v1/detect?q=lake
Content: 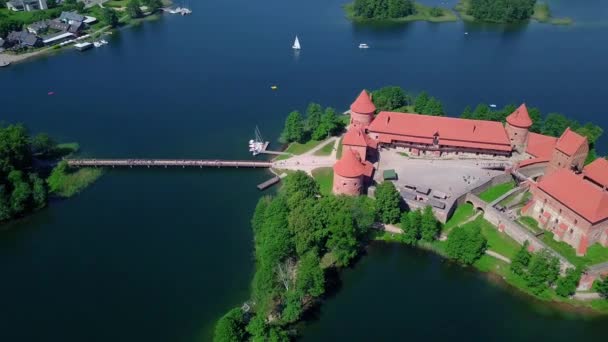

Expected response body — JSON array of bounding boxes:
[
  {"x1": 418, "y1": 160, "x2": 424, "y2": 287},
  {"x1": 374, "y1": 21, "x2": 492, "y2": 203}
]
[{"x1": 1, "y1": 0, "x2": 607, "y2": 341}]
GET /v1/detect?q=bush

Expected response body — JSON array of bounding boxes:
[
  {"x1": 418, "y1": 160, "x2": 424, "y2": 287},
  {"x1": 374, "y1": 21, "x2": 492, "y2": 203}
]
[
  {"x1": 555, "y1": 267, "x2": 582, "y2": 298},
  {"x1": 213, "y1": 308, "x2": 247, "y2": 342},
  {"x1": 375, "y1": 181, "x2": 402, "y2": 224},
  {"x1": 446, "y1": 223, "x2": 487, "y2": 264}
]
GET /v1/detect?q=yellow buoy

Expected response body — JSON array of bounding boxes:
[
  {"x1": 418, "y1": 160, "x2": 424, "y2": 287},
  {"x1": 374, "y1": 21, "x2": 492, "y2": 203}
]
[{"x1": 271, "y1": 85, "x2": 278, "y2": 90}]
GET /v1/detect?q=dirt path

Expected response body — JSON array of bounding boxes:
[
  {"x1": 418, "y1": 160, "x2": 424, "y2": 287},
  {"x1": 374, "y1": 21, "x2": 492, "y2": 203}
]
[{"x1": 272, "y1": 136, "x2": 339, "y2": 175}]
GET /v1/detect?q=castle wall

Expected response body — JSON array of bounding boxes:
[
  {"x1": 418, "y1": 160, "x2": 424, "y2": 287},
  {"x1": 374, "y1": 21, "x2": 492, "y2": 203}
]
[
  {"x1": 505, "y1": 123, "x2": 529, "y2": 152},
  {"x1": 333, "y1": 173, "x2": 363, "y2": 196}
]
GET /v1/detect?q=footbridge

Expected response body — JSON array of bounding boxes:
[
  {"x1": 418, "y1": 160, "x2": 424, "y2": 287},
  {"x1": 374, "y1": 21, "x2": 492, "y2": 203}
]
[{"x1": 66, "y1": 159, "x2": 273, "y2": 168}]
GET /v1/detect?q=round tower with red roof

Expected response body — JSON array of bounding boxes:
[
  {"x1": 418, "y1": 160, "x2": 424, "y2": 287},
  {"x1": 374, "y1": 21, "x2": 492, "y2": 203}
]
[
  {"x1": 350, "y1": 90, "x2": 376, "y2": 126},
  {"x1": 333, "y1": 149, "x2": 373, "y2": 196},
  {"x1": 505, "y1": 104, "x2": 533, "y2": 152}
]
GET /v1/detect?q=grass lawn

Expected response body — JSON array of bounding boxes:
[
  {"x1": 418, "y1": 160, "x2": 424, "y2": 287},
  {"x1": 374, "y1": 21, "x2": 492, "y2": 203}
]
[
  {"x1": 443, "y1": 203, "x2": 475, "y2": 234},
  {"x1": 105, "y1": 0, "x2": 128, "y2": 8},
  {"x1": 478, "y1": 181, "x2": 516, "y2": 203},
  {"x1": 344, "y1": 2, "x2": 458, "y2": 23},
  {"x1": 312, "y1": 167, "x2": 333, "y2": 195},
  {"x1": 313, "y1": 141, "x2": 335, "y2": 156},
  {"x1": 284, "y1": 140, "x2": 324, "y2": 155},
  {"x1": 541, "y1": 231, "x2": 608, "y2": 268},
  {"x1": 517, "y1": 215, "x2": 543, "y2": 234},
  {"x1": 48, "y1": 167, "x2": 103, "y2": 198}
]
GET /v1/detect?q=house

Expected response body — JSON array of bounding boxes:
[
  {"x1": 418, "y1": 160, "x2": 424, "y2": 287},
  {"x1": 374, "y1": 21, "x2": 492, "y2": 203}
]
[
  {"x1": 59, "y1": 11, "x2": 85, "y2": 25},
  {"x1": 48, "y1": 20, "x2": 70, "y2": 32},
  {"x1": 6, "y1": 0, "x2": 48, "y2": 12},
  {"x1": 6, "y1": 31, "x2": 43, "y2": 48},
  {"x1": 27, "y1": 20, "x2": 49, "y2": 35}
]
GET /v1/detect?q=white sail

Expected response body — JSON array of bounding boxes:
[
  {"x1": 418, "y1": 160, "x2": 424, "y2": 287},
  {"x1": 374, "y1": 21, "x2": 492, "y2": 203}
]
[{"x1": 292, "y1": 36, "x2": 301, "y2": 50}]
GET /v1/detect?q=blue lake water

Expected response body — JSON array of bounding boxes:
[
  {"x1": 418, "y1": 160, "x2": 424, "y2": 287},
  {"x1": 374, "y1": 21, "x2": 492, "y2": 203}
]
[{"x1": 1, "y1": 0, "x2": 607, "y2": 340}]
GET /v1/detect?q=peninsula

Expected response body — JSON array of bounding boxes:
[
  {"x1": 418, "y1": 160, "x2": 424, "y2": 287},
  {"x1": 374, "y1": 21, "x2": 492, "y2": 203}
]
[{"x1": 213, "y1": 88, "x2": 608, "y2": 341}]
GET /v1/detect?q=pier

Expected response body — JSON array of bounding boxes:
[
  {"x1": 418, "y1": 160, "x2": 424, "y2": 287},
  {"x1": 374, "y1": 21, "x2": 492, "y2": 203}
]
[{"x1": 66, "y1": 159, "x2": 273, "y2": 168}]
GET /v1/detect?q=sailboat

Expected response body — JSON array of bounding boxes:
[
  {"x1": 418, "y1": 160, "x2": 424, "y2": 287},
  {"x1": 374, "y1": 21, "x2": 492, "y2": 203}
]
[
  {"x1": 292, "y1": 36, "x2": 301, "y2": 50},
  {"x1": 249, "y1": 126, "x2": 266, "y2": 156}
]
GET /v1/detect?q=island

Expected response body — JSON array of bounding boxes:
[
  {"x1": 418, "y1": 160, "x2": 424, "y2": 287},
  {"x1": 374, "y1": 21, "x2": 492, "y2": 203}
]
[
  {"x1": 344, "y1": 0, "x2": 572, "y2": 25},
  {"x1": 0, "y1": 0, "x2": 172, "y2": 65},
  {"x1": 213, "y1": 88, "x2": 608, "y2": 341},
  {"x1": 0, "y1": 123, "x2": 102, "y2": 225}
]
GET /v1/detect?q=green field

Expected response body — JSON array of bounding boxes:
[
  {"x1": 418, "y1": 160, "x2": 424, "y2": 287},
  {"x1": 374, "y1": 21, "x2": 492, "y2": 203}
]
[
  {"x1": 443, "y1": 203, "x2": 475, "y2": 234},
  {"x1": 336, "y1": 137, "x2": 343, "y2": 159},
  {"x1": 478, "y1": 181, "x2": 516, "y2": 203},
  {"x1": 312, "y1": 167, "x2": 333, "y2": 195},
  {"x1": 313, "y1": 140, "x2": 335, "y2": 156},
  {"x1": 47, "y1": 165, "x2": 103, "y2": 198},
  {"x1": 284, "y1": 139, "x2": 324, "y2": 155}
]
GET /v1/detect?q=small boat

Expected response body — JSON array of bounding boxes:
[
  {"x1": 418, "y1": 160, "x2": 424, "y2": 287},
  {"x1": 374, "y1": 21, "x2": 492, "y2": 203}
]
[
  {"x1": 93, "y1": 41, "x2": 102, "y2": 48},
  {"x1": 464, "y1": 32, "x2": 469, "y2": 35},
  {"x1": 271, "y1": 85, "x2": 278, "y2": 90},
  {"x1": 292, "y1": 35, "x2": 301, "y2": 50},
  {"x1": 48, "y1": 91, "x2": 55, "y2": 96},
  {"x1": 74, "y1": 42, "x2": 93, "y2": 51},
  {"x1": 358, "y1": 43, "x2": 369, "y2": 49},
  {"x1": 490, "y1": 104, "x2": 497, "y2": 108},
  {"x1": 0, "y1": 60, "x2": 10, "y2": 68}
]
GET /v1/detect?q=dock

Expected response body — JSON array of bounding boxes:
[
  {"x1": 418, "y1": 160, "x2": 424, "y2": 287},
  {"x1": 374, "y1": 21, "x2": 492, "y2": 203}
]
[
  {"x1": 66, "y1": 159, "x2": 273, "y2": 168},
  {"x1": 257, "y1": 176, "x2": 281, "y2": 190}
]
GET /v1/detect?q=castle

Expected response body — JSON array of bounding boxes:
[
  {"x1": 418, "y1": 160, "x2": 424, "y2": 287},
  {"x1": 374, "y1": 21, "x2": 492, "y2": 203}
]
[{"x1": 333, "y1": 90, "x2": 608, "y2": 255}]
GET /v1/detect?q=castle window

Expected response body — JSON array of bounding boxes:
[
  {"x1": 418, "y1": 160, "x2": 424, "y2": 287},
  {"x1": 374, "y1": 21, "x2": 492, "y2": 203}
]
[
  {"x1": 574, "y1": 219, "x2": 578, "y2": 224},
  {"x1": 544, "y1": 199, "x2": 547, "y2": 204},
  {"x1": 514, "y1": 132, "x2": 518, "y2": 135},
  {"x1": 559, "y1": 209, "x2": 562, "y2": 214}
]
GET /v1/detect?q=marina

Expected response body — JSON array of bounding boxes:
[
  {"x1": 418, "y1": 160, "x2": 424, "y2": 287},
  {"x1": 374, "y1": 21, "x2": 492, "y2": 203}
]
[{"x1": 74, "y1": 42, "x2": 93, "y2": 52}]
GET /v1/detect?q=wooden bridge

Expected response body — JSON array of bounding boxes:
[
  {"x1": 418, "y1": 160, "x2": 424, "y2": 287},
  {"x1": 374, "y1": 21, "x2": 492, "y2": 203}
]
[{"x1": 66, "y1": 159, "x2": 273, "y2": 168}]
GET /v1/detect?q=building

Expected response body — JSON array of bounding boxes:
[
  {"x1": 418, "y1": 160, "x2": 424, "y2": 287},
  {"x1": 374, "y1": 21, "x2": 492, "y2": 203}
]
[
  {"x1": 342, "y1": 124, "x2": 378, "y2": 161},
  {"x1": 27, "y1": 20, "x2": 49, "y2": 35},
  {"x1": 504, "y1": 103, "x2": 533, "y2": 152},
  {"x1": 544, "y1": 127, "x2": 588, "y2": 177},
  {"x1": 333, "y1": 149, "x2": 374, "y2": 196},
  {"x1": 6, "y1": 0, "x2": 48, "y2": 11},
  {"x1": 526, "y1": 158, "x2": 608, "y2": 255},
  {"x1": 59, "y1": 11, "x2": 85, "y2": 25},
  {"x1": 6, "y1": 31, "x2": 43, "y2": 48},
  {"x1": 367, "y1": 111, "x2": 513, "y2": 157},
  {"x1": 349, "y1": 90, "x2": 376, "y2": 126}
]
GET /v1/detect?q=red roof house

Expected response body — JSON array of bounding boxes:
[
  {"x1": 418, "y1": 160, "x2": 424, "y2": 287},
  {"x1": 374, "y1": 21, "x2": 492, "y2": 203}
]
[
  {"x1": 334, "y1": 149, "x2": 374, "y2": 178},
  {"x1": 583, "y1": 158, "x2": 608, "y2": 188},
  {"x1": 506, "y1": 103, "x2": 533, "y2": 128},
  {"x1": 555, "y1": 127, "x2": 588, "y2": 156},
  {"x1": 350, "y1": 90, "x2": 376, "y2": 114}
]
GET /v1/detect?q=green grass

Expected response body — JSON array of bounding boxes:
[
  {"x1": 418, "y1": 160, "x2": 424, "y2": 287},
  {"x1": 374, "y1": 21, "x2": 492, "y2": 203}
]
[
  {"x1": 443, "y1": 203, "x2": 475, "y2": 234},
  {"x1": 454, "y1": 0, "x2": 475, "y2": 21},
  {"x1": 284, "y1": 140, "x2": 324, "y2": 155},
  {"x1": 47, "y1": 164, "x2": 103, "y2": 198},
  {"x1": 532, "y1": 3, "x2": 573, "y2": 25},
  {"x1": 474, "y1": 217, "x2": 521, "y2": 259},
  {"x1": 517, "y1": 215, "x2": 543, "y2": 234},
  {"x1": 398, "y1": 152, "x2": 409, "y2": 157},
  {"x1": 105, "y1": 0, "x2": 128, "y2": 7},
  {"x1": 540, "y1": 231, "x2": 608, "y2": 268},
  {"x1": 478, "y1": 181, "x2": 516, "y2": 203},
  {"x1": 312, "y1": 167, "x2": 333, "y2": 196},
  {"x1": 313, "y1": 141, "x2": 335, "y2": 156},
  {"x1": 344, "y1": 2, "x2": 458, "y2": 24}
]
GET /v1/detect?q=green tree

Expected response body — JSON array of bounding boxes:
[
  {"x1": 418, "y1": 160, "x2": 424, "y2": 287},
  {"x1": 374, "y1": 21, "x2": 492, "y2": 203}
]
[
  {"x1": 126, "y1": 0, "x2": 144, "y2": 19},
  {"x1": 101, "y1": 7, "x2": 120, "y2": 27},
  {"x1": 510, "y1": 241, "x2": 532, "y2": 276},
  {"x1": 31, "y1": 133, "x2": 56, "y2": 157},
  {"x1": 258, "y1": 197, "x2": 293, "y2": 264},
  {"x1": 251, "y1": 196, "x2": 271, "y2": 236},
  {"x1": 372, "y1": 86, "x2": 409, "y2": 111},
  {"x1": 527, "y1": 107, "x2": 542, "y2": 133},
  {"x1": 375, "y1": 181, "x2": 401, "y2": 224},
  {"x1": 524, "y1": 249, "x2": 560, "y2": 294},
  {"x1": 420, "y1": 206, "x2": 439, "y2": 241},
  {"x1": 596, "y1": 277, "x2": 608, "y2": 299},
  {"x1": 305, "y1": 103, "x2": 323, "y2": 134},
  {"x1": 429, "y1": 7, "x2": 443, "y2": 17},
  {"x1": 280, "y1": 111, "x2": 305, "y2": 143},
  {"x1": 288, "y1": 199, "x2": 326, "y2": 255},
  {"x1": 575, "y1": 123, "x2": 603, "y2": 145},
  {"x1": 281, "y1": 290, "x2": 303, "y2": 323},
  {"x1": 469, "y1": 0, "x2": 536, "y2": 23},
  {"x1": 414, "y1": 92, "x2": 429, "y2": 114},
  {"x1": 0, "y1": 187, "x2": 11, "y2": 222},
  {"x1": 312, "y1": 107, "x2": 338, "y2": 140},
  {"x1": 8, "y1": 171, "x2": 32, "y2": 216},
  {"x1": 446, "y1": 223, "x2": 487, "y2": 264},
  {"x1": 400, "y1": 210, "x2": 420, "y2": 244},
  {"x1": 29, "y1": 173, "x2": 47, "y2": 210},
  {"x1": 326, "y1": 208, "x2": 358, "y2": 266},
  {"x1": 296, "y1": 251, "x2": 325, "y2": 297},
  {"x1": 387, "y1": 0, "x2": 415, "y2": 18},
  {"x1": 555, "y1": 267, "x2": 582, "y2": 298},
  {"x1": 281, "y1": 171, "x2": 319, "y2": 209},
  {"x1": 0, "y1": 124, "x2": 32, "y2": 177},
  {"x1": 541, "y1": 113, "x2": 578, "y2": 137},
  {"x1": 213, "y1": 308, "x2": 246, "y2": 342}
]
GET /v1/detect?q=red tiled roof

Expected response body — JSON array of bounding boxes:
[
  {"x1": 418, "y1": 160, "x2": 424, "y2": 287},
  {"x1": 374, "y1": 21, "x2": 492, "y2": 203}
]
[
  {"x1": 537, "y1": 168, "x2": 608, "y2": 223},
  {"x1": 350, "y1": 90, "x2": 376, "y2": 114},
  {"x1": 583, "y1": 158, "x2": 608, "y2": 188},
  {"x1": 343, "y1": 126, "x2": 378, "y2": 149},
  {"x1": 506, "y1": 103, "x2": 533, "y2": 128},
  {"x1": 368, "y1": 111, "x2": 512, "y2": 152},
  {"x1": 526, "y1": 132, "x2": 557, "y2": 158},
  {"x1": 334, "y1": 149, "x2": 373, "y2": 178},
  {"x1": 555, "y1": 127, "x2": 587, "y2": 156},
  {"x1": 517, "y1": 157, "x2": 549, "y2": 169}
]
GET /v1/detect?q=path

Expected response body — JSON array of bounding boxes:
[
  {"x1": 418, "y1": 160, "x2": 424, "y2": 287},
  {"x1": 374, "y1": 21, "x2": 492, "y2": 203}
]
[
  {"x1": 272, "y1": 137, "x2": 340, "y2": 174},
  {"x1": 486, "y1": 250, "x2": 511, "y2": 263}
]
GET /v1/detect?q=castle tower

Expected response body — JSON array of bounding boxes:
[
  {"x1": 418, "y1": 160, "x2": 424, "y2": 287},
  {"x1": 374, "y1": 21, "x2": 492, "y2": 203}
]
[
  {"x1": 350, "y1": 90, "x2": 376, "y2": 126},
  {"x1": 505, "y1": 103, "x2": 532, "y2": 153},
  {"x1": 333, "y1": 149, "x2": 373, "y2": 196},
  {"x1": 545, "y1": 127, "x2": 589, "y2": 177}
]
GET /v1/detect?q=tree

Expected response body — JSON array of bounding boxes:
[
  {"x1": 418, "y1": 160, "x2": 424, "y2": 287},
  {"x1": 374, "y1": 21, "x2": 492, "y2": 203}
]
[
  {"x1": 258, "y1": 197, "x2": 293, "y2": 264},
  {"x1": 0, "y1": 187, "x2": 11, "y2": 222},
  {"x1": 524, "y1": 249, "x2": 560, "y2": 294},
  {"x1": 575, "y1": 123, "x2": 603, "y2": 146},
  {"x1": 288, "y1": 199, "x2": 326, "y2": 255},
  {"x1": 372, "y1": 86, "x2": 409, "y2": 111},
  {"x1": 296, "y1": 251, "x2": 325, "y2": 297},
  {"x1": 596, "y1": 277, "x2": 608, "y2": 299},
  {"x1": 31, "y1": 133, "x2": 56, "y2": 157},
  {"x1": 280, "y1": 171, "x2": 319, "y2": 209},
  {"x1": 251, "y1": 196, "x2": 271, "y2": 236},
  {"x1": 126, "y1": 0, "x2": 144, "y2": 19},
  {"x1": 281, "y1": 290, "x2": 303, "y2": 323},
  {"x1": 469, "y1": 0, "x2": 536, "y2": 23},
  {"x1": 400, "y1": 210, "x2": 420, "y2": 245},
  {"x1": 213, "y1": 308, "x2": 246, "y2": 342},
  {"x1": 312, "y1": 107, "x2": 338, "y2": 140},
  {"x1": 375, "y1": 181, "x2": 401, "y2": 224},
  {"x1": 326, "y1": 208, "x2": 358, "y2": 267},
  {"x1": 429, "y1": 7, "x2": 443, "y2": 17},
  {"x1": 446, "y1": 223, "x2": 487, "y2": 264},
  {"x1": 555, "y1": 267, "x2": 582, "y2": 298},
  {"x1": 420, "y1": 206, "x2": 439, "y2": 241},
  {"x1": 8, "y1": 170, "x2": 31, "y2": 216},
  {"x1": 280, "y1": 111, "x2": 305, "y2": 143},
  {"x1": 46, "y1": 0, "x2": 57, "y2": 8},
  {"x1": 0, "y1": 124, "x2": 32, "y2": 177},
  {"x1": 541, "y1": 113, "x2": 577, "y2": 137},
  {"x1": 29, "y1": 173, "x2": 47, "y2": 210},
  {"x1": 510, "y1": 241, "x2": 532, "y2": 276},
  {"x1": 305, "y1": 103, "x2": 323, "y2": 134},
  {"x1": 141, "y1": 0, "x2": 162, "y2": 12},
  {"x1": 101, "y1": 7, "x2": 120, "y2": 27},
  {"x1": 414, "y1": 92, "x2": 429, "y2": 114}
]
